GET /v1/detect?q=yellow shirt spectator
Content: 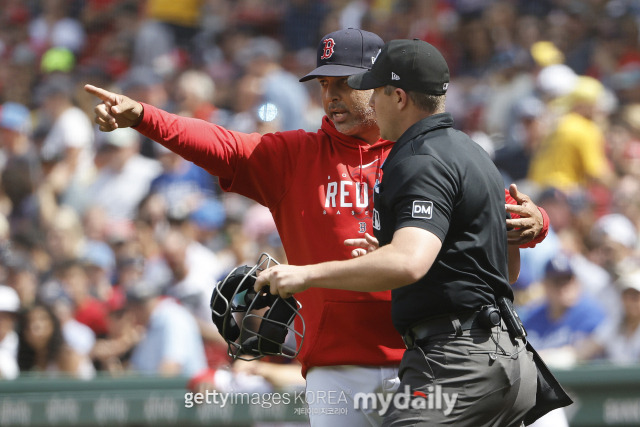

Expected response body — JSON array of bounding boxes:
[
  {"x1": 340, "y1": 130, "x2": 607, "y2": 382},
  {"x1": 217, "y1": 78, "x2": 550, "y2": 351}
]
[
  {"x1": 146, "y1": 0, "x2": 202, "y2": 28},
  {"x1": 528, "y1": 111, "x2": 608, "y2": 191}
]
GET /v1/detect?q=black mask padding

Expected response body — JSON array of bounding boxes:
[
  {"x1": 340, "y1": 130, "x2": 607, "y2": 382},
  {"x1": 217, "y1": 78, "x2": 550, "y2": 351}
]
[
  {"x1": 241, "y1": 296, "x2": 298, "y2": 355},
  {"x1": 210, "y1": 265, "x2": 254, "y2": 341},
  {"x1": 244, "y1": 286, "x2": 276, "y2": 310}
]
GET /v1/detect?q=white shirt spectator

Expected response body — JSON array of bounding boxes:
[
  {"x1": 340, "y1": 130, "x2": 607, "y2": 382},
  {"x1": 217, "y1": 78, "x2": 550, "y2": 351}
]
[
  {"x1": 0, "y1": 330, "x2": 18, "y2": 380},
  {"x1": 166, "y1": 241, "x2": 227, "y2": 322},
  {"x1": 86, "y1": 154, "x2": 161, "y2": 220},
  {"x1": 41, "y1": 106, "x2": 95, "y2": 184},
  {"x1": 593, "y1": 318, "x2": 640, "y2": 364}
]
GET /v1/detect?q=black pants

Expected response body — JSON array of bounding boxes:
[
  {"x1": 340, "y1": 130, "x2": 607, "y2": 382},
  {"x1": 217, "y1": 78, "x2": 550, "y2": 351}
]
[{"x1": 383, "y1": 324, "x2": 537, "y2": 426}]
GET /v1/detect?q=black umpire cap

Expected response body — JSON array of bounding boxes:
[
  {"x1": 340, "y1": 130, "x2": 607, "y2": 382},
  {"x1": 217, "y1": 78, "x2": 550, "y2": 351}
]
[
  {"x1": 348, "y1": 39, "x2": 450, "y2": 95},
  {"x1": 299, "y1": 28, "x2": 384, "y2": 82}
]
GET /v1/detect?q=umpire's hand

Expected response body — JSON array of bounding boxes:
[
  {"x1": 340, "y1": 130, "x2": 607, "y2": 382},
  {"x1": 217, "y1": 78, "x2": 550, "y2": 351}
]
[
  {"x1": 84, "y1": 84, "x2": 144, "y2": 131},
  {"x1": 254, "y1": 265, "x2": 311, "y2": 299}
]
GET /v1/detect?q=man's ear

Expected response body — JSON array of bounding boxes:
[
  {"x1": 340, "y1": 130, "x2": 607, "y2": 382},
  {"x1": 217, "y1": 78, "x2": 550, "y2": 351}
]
[{"x1": 396, "y1": 87, "x2": 409, "y2": 110}]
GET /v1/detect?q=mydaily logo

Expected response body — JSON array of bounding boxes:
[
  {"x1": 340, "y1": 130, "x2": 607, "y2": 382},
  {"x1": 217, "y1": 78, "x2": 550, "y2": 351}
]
[{"x1": 354, "y1": 385, "x2": 457, "y2": 416}]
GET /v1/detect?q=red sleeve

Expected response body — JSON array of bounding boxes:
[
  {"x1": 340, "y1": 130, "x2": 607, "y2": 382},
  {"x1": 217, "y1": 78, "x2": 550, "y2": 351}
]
[
  {"x1": 134, "y1": 103, "x2": 305, "y2": 207},
  {"x1": 520, "y1": 206, "x2": 549, "y2": 248}
]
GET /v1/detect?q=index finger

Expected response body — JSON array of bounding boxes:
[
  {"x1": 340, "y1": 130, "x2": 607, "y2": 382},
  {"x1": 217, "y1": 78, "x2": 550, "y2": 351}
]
[
  {"x1": 505, "y1": 204, "x2": 530, "y2": 216},
  {"x1": 344, "y1": 238, "x2": 367, "y2": 247},
  {"x1": 84, "y1": 84, "x2": 117, "y2": 103},
  {"x1": 254, "y1": 270, "x2": 269, "y2": 293}
]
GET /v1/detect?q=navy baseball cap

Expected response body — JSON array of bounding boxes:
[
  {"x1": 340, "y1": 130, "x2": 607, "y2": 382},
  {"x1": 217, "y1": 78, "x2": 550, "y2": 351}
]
[
  {"x1": 299, "y1": 28, "x2": 384, "y2": 82},
  {"x1": 348, "y1": 39, "x2": 450, "y2": 95},
  {"x1": 544, "y1": 253, "x2": 575, "y2": 279}
]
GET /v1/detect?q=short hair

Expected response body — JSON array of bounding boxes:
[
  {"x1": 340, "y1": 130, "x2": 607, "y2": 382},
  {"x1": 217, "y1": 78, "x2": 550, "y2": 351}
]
[{"x1": 383, "y1": 85, "x2": 446, "y2": 113}]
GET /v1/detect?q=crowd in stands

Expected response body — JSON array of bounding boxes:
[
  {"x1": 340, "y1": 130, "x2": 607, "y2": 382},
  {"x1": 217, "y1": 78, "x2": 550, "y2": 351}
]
[{"x1": 0, "y1": 0, "x2": 640, "y2": 388}]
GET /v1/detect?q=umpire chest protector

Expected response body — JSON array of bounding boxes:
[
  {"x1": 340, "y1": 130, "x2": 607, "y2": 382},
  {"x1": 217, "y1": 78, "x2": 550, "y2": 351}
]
[{"x1": 372, "y1": 113, "x2": 514, "y2": 335}]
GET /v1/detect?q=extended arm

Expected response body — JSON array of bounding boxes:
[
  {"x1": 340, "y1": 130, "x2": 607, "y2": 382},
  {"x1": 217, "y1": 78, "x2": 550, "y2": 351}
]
[
  {"x1": 84, "y1": 84, "x2": 296, "y2": 205},
  {"x1": 255, "y1": 227, "x2": 442, "y2": 298}
]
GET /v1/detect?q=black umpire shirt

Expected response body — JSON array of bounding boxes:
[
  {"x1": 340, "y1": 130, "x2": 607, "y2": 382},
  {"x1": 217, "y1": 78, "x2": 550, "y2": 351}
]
[{"x1": 373, "y1": 113, "x2": 513, "y2": 335}]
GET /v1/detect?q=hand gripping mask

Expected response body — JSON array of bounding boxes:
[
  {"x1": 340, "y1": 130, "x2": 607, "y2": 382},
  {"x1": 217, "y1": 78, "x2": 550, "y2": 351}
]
[{"x1": 210, "y1": 253, "x2": 305, "y2": 361}]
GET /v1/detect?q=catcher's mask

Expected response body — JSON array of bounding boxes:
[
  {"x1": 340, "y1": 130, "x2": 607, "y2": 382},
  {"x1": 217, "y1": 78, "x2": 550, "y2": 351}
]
[{"x1": 210, "y1": 253, "x2": 304, "y2": 361}]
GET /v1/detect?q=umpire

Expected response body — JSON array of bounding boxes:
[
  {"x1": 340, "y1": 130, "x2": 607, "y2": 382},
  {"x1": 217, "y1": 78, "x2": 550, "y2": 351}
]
[
  {"x1": 257, "y1": 39, "x2": 571, "y2": 426},
  {"x1": 347, "y1": 39, "x2": 567, "y2": 426}
]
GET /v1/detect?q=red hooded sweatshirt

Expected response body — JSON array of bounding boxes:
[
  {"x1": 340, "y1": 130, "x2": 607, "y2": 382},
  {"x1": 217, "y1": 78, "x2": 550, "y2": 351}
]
[
  {"x1": 135, "y1": 104, "x2": 549, "y2": 376},
  {"x1": 136, "y1": 104, "x2": 403, "y2": 376}
]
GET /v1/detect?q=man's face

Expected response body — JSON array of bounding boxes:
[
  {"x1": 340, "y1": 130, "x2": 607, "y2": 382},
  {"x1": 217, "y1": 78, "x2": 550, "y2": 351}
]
[
  {"x1": 318, "y1": 76, "x2": 377, "y2": 138},
  {"x1": 543, "y1": 274, "x2": 581, "y2": 311},
  {"x1": 369, "y1": 86, "x2": 398, "y2": 142}
]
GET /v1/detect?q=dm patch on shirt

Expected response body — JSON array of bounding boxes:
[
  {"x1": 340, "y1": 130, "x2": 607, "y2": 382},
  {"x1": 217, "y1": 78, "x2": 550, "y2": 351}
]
[{"x1": 412, "y1": 201, "x2": 433, "y2": 219}]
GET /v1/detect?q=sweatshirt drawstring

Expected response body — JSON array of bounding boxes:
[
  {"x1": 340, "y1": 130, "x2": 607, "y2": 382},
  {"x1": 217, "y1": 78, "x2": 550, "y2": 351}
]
[
  {"x1": 358, "y1": 145, "x2": 364, "y2": 188},
  {"x1": 357, "y1": 144, "x2": 366, "y2": 198},
  {"x1": 376, "y1": 146, "x2": 384, "y2": 184}
]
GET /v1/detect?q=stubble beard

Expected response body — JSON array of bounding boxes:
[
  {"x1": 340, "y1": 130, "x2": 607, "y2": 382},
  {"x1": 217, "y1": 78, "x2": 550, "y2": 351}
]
[{"x1": 335, "y1": 99, "x2": 378, "y2": 138}]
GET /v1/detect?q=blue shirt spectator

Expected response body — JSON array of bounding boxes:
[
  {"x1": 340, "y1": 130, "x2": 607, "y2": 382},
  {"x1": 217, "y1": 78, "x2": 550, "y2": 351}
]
[
  {"x1": 149, "y1": 148, "x2": 219, "y2": 218},
  {"x1": 128, "y1": 281, "x2": 206, "y2": 378},
  {"x1": 522, "y1": 253, "x2": 607, "y2": 352}
]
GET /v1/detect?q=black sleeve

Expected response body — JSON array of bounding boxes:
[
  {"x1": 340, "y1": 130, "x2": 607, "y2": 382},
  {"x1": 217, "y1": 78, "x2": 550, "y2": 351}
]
[{"x1": 386, "y1": 155, "x2": 457, "y2": 242}]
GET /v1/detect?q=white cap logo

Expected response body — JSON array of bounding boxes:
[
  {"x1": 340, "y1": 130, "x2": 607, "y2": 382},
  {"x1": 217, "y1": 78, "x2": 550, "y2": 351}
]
[{"x1": 372, "y1": 49, "x2": 381, "y2": 64}]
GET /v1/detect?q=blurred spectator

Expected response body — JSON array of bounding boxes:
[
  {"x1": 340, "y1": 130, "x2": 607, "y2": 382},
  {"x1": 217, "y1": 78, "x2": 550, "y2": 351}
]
[
  {"x1": 610, "y1": 104, "x2": 640, "y2": 178},
  {"x1": 28, "y1": 0, "x2": 86, "y2": 55},
  {"x1": 528, "y1": 76, "x2": 614, "y2": 193},
  {"x1": 127, "y1": 279, "x2": 207, "y2": 377},
  {"x1": 158, "y1": 227, "x2": 229, "y2": 368},
  {"x1": 0, "y1": 285, "x2": 20, "y2": 379},
  {"x1": 493, "y1": 95, "x2": 546, "y2": 183},
  {"x1": 185, "y1": 198, "x2": 227, "y2": 251},
  {"x1": 0, "y1": 102, "x2": 42, "y2": 236},
  {"x1": 577, "y1": 268, "x2": 640, "y2": 364},
  {"x1": 37, "y1": 75, "x2": 95, "y2": 198},
  {"x1": 174, "y1": 68, "x2": 230, "y2": 123},
  {"x1": 521, "y1": 253, "x2": 607, "y2": 368},
  {"x1": 282, "y1": 0, "x2": 328, "y2": 52},
  {"x1": 51, "y1": 297, "x2": 96, "y2": 368},
  {"x1": 149, "y1": 145, "x2": 219, "y2": 220},
  {"x1": 80, "y1": 128, "x2": 161, "y2": 221},
  {"x1": 236, "y1": 36, "x2": 311, "y2": 131},
  {"x1": 145, "y1": 0, "x2": 203, "y2": 48},
  {"x1": 159, "y1": 228, "x2": 225, "y2": 319},
  {"x1": 40, "y1": 47, "x2": 76, "y2": 74},
  {"x1": 17, "y1": 303, "x2": 93, "y2": 379},
  {"x1": 5, "y1": 254, "x2": 38, "y2": 310},
  {"x1": 43, "y1": 206, "x2": 85, "y2": 267},
  {"x1": 53, "y1": 259, "x2": 109, "y2": 337},
  {"x1": 81, "y1": 240, "x2": 116, "y2": 302},
  {"x1": 90, "y1": 288, "x2": 142, "y2": 374},
  {"x1": 589, "y1": 213, "x2": 639, "y2": 278}
]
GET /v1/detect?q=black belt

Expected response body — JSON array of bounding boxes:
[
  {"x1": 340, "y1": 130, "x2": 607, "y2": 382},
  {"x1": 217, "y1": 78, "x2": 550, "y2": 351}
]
[{"x1": 402, "y1": 310, "x2": 491, "y2": 349}]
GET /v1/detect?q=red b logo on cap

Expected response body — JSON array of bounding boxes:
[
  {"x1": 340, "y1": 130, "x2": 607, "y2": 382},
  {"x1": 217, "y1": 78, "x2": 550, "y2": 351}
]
[{"x1": 320, "y1": 38, "x2": 335, "y2": 60}]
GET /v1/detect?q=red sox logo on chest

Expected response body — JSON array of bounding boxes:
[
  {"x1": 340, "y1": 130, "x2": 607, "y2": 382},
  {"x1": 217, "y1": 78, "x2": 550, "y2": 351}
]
[{"x1": 320, "y1": 38, "x2": 335, "y2": 60}]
